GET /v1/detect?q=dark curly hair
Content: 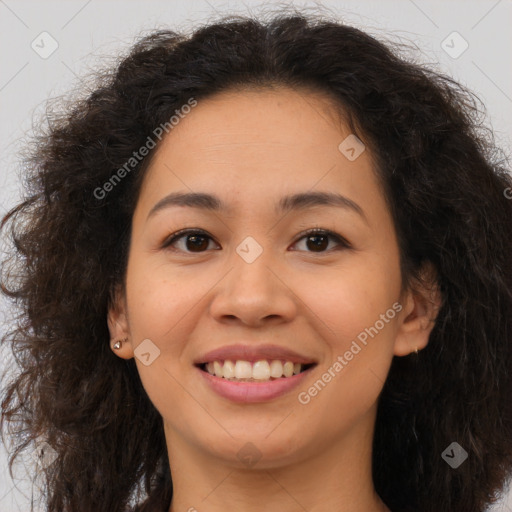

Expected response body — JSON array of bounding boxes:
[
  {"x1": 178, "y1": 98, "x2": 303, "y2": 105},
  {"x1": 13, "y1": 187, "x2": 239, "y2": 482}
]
[{"x1": 1, "y1": 8, "x2": 512, "y2": 512}]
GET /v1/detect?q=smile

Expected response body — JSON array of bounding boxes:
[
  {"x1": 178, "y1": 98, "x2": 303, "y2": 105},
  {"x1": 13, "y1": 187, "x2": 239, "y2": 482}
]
[
  {"x1": 199, "y1": 359, "x2": 316, "y2": 381},
  {"x1": 196, "y1": 360, "x2": 317, "y2": 403}
]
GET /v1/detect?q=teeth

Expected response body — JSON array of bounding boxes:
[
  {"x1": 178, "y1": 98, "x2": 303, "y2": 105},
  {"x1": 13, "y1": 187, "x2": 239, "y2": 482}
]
[
  {"x1": 234, "y1": 360, "x2": 252, "y2": 379},
  {"x1": 252, "y1": 360, "x2": 270, "y2": 380},
  {"x1": 270, "y1": 360, "x2": 283, "y2": 378},
  {"x1": 223, "y1": 360, "x2": 235, "y2": 378},
  {"x1": 213, "y1": 361, "x2": 223, "y2": 377},
  {"x1": 283, "y1": 361, "x2": 294, "y2": 377},
  {"x1": 203, "y1": 359, "x2": 309, "y2": 380}
]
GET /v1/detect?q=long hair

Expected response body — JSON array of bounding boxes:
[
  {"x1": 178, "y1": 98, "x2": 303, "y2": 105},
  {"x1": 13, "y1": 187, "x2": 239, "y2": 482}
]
[{"x1": 2, "y1": 10, "x2": 512, "y2": 512}]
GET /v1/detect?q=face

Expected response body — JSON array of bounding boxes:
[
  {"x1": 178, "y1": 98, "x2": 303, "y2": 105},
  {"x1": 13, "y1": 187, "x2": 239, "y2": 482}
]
[{"x1": 109, "y1": 86, "x2": 434, "y2": 469}]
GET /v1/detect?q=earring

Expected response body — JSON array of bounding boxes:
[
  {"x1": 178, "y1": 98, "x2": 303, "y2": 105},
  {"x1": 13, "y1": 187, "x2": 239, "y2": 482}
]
[
  {"x1": 113, "y1": 337, "x2": 127, "y2": 350},
  {"x1": 415, "y1": 346, "x2": 419, "y2": 354}
]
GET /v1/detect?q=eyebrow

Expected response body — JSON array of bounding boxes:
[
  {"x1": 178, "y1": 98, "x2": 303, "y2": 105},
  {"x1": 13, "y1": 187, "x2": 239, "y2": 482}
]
[{"x1": 147, "y1": 191, "x2": 367, "y2": 222}]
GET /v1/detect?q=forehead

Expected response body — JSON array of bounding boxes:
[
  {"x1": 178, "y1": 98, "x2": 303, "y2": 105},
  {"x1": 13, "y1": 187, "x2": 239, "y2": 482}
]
[
  {"x1": 139, "y1": 86, "x2": 377, "y2": 200},
  {"x1": 163, "y1": 85, "x2": 348, "y2": 147}
]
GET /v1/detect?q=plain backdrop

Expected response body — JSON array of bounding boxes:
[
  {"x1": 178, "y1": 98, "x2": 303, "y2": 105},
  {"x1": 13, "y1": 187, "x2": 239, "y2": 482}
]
[{"x1": 1, "y1": 0, "x2": 511, "y2": 510}]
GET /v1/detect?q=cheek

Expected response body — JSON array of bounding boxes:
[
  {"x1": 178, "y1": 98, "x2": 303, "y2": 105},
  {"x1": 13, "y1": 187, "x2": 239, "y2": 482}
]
[
  {"x1": 124, "y1": 257, "x2": 196, "y2": 413},
  {"x1": 125, "y1": 252, "x2": 197, "y2": 340},
  {"x1": 297, "y1": 280, "x2": 399, "y2": 430},
  {"x1": 296, "y1": 255, "x2": 401, "y2": 346},
  {"x1": 311, "y1": 257, "x2": 401, "y2": 406}
]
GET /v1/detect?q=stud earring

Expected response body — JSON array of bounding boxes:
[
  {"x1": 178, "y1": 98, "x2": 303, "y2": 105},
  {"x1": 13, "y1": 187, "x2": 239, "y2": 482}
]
[
  {"x1": 113, "y1": 337, "x2": 127, "y2": 350},
  {"x1": 415, "y1": 346, "x2": 419, "y2": 354}
]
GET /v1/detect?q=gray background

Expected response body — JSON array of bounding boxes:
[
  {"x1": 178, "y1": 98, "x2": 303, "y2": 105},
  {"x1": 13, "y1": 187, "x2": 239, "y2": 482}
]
[{"x1": 1, "y1": 0, "x2": 511, "y2": 510}]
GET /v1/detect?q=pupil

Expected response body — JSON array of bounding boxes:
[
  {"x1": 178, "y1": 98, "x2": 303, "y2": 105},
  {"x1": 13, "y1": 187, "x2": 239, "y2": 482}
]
[
  {"x1": 307, "y1": 235, "x2": 327, "y2": 251},
  {"x1": 187, "y1": 235, "x2": 208, "y2": 251}
]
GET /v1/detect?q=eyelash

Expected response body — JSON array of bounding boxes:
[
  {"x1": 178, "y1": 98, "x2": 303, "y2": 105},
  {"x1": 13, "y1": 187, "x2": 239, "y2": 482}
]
[{"x1": 161, "y1": 227, "x2": 351, "y2": 254}]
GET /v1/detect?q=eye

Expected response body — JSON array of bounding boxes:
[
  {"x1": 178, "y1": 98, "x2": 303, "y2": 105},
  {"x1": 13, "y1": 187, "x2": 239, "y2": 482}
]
[
  {"x1": 292, "y1": 228, "x2": 351, "y2": 253},
  {"x1": 161, "y1": 227, "x2": 350, "y2": 254},
  {"x1": 161, "y1": 229, "x2": 219, "y2": 253}
]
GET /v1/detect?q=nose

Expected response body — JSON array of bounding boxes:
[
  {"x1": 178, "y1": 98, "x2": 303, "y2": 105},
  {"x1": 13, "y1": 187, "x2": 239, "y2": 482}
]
[{"x1": 208, "y1": 242, "x2": 298, "y2": 327}]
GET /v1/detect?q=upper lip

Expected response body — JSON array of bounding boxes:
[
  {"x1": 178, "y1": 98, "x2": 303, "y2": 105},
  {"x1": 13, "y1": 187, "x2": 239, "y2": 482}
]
[{"x1": 194, "y1": 344, "x2": 318, "y2": 365}]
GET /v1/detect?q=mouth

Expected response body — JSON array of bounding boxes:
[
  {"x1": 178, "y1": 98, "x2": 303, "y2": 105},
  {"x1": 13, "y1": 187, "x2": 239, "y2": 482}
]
[
  {"x1": 196, "y1": 360, "x2": 317, "y2": 382},
  {"x1": 195, "y1": 360, "x2": 318, "y2": 403}
]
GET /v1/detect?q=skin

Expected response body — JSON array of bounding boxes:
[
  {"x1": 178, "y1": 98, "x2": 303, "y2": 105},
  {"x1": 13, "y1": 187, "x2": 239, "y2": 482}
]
[{"x1": 108, "y1": 86, "x2": 440, "y2": 512}]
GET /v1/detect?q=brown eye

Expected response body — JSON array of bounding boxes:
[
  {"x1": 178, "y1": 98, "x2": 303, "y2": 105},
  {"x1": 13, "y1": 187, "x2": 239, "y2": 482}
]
[
  {"x1": 292, "y1": 229, "x2": 350, "y2": 253},
  {"x1": 162, "y1": 229, "x2": 218, "y2": 253},
  {"x1": 306, "y1": 234, "x2": 329, "y2": 251}
]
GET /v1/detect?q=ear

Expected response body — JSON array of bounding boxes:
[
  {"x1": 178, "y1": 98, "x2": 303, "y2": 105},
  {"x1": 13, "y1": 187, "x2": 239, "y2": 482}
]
[
  {"x1": 394, "y1": 262, "x2": 442, "y2": 356},
  {"x1": 107, "y1": 283, "x2": 134, "y2": 359}
]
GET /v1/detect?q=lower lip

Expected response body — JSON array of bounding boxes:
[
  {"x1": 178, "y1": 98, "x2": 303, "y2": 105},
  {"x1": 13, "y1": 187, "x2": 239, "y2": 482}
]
[{"x1": 197, "y1": 365, "x2": 316, "y2": 403}]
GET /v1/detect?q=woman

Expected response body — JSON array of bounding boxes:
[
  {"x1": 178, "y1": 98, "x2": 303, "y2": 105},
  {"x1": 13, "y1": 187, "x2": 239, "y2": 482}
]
[{"x1": 1, "y1": 10, "x2": 512, "y2": 512}]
